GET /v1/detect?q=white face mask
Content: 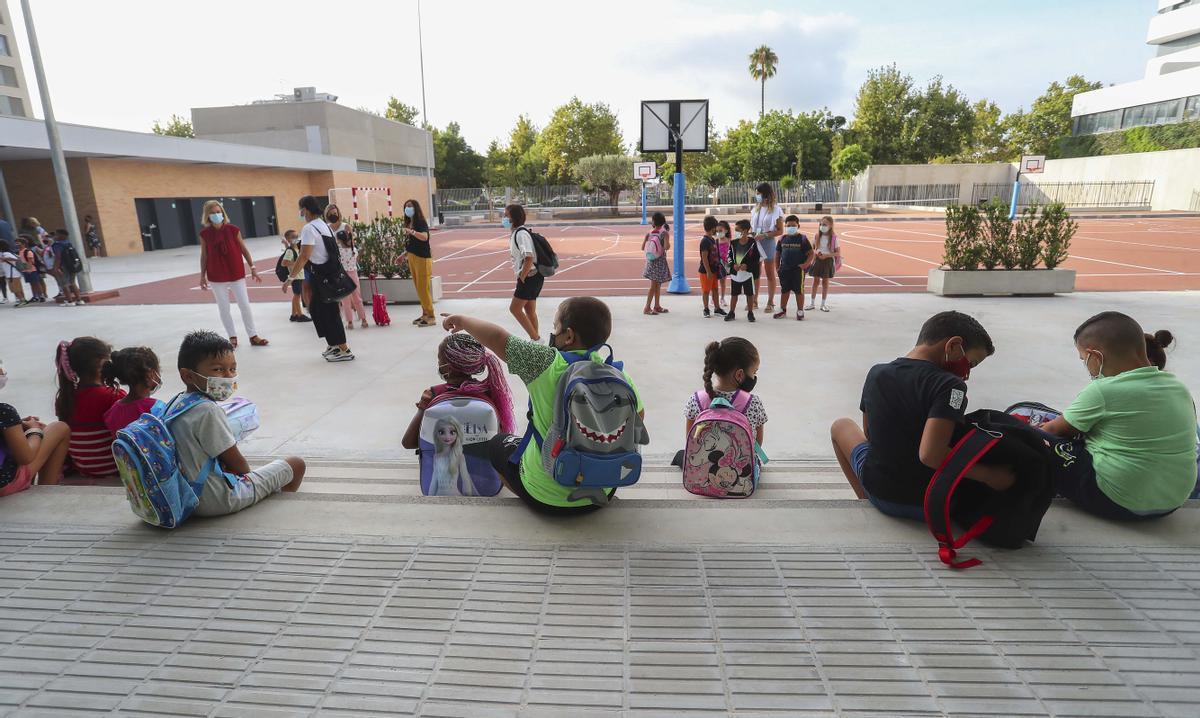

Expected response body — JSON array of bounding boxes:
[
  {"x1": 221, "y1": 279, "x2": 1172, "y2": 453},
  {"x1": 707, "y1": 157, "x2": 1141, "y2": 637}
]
[
  {"x1": 1082, "y1": 351, "x2": 1104, "y2": 381},
  {"x1": 209, "y1": 213, "x2": 225, "y2": 224},
  {"x1": 819, "y1": 225, "x2": 829, "y2": 234},
  {"x1": 754, "y1": 194, "x2": 763, "y2": 203},
  {"x1": 189, "y1": 370, "x2": 237, "y2": 402},
  {"x1": 785, "y1": 226, "x2": 798, "y2": 235},
  {"x1": 714, "y1": 231, "x2": 725, "y2": 240}
]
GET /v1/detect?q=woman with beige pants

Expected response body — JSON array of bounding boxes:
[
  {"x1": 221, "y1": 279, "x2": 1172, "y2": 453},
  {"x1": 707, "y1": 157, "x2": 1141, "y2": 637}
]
[{"x1": 402, "y1": 199, "x2": 436, "y2": 327}]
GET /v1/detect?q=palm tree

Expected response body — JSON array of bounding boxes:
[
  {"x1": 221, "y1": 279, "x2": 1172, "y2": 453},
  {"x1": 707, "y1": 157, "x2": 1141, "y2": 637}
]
[{"x1": 748, "y1": 45, "x2": 779, "y2": 118}]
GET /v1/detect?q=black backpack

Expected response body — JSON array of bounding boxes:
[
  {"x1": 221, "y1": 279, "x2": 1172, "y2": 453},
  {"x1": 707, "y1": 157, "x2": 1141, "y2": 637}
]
[
  {"x1": 523, "y1": 228, "x2": 558, "y2": 277},
  {"x1": 61, "y1": 242, "x2": 83, "y2": 274},
  {"x1": 275, "y1": 249, "x2": 291, "y2": 282},
  {"x1": 924, "y1": 409, "x2": 1055, "y2": 569}
]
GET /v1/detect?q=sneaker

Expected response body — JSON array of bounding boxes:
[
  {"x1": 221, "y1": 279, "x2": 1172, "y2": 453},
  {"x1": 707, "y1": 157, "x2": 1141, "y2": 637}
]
[
  {"x1": 713, "y1": 307, "x2": 727, "y2": 316},
  {"x1": 703, "y1": 308, "x2": 711, "y2": 318},
  {"x1": 14, "y1": 299, "x2": 30, "y2": 308},
  {"x1": 322, "y1": 346, "x2": 339, "y2": 357},
  {"x1": 326, "y1": 348, "x2": 356, "y2": 362},
  {"x1": 773, "y1": 311, "x2": 786, "y2": 319},
  {"x1": 747, "y1": 310, "x2": 756, "y2": 323},
  {"x1": 297, "y1": 314, "x2": 312, "y2": 323},
  {"x1": 62, "y1": 301, "x2": 74, "y2": 307},
  {"x1": 820, "y1": 304, "x2": 830, "y2": 312},
  {"x1": 724, "y1": 311, "x2": 736, "y2": 322},
  {"x1": 0, "y1": 297, "x2": 7, "y2": 304},
  {"x1": 804, "y1": 303, "x2": 816, "y2": 311},
  {"x1": 797, "y1": 310, "x2": 805, "y2": 321}
]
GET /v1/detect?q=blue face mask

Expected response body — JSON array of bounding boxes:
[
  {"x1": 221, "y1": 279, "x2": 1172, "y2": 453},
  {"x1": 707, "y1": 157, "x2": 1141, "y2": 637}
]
[
  {"x1": 785, "y1": 226, "x2": 798, "y2": 235},
  {"x1": 755, "y1": 194, "x2": 763, "y2": 203},
  {"x1": 209, "y1": 213, "x2": 224, "y2": 224},
  {"x1": 502, "y1": 217, "x2": 512, "y2": 230},
  {"x1": 404, "y1": 206, "x2": 415, "y2": 218}
]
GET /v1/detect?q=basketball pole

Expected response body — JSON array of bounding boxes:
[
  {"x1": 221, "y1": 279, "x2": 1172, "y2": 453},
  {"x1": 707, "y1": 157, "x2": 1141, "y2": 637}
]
[
  {"x1": 640, "y1": 180, "x2": 648, "y2": 226},
  {"x1": 1008, "y1": 167, "x2": 1021, "y2": 220},
  {"x1": 667, "y1": 143, "x2": 689, "y2": 294}
]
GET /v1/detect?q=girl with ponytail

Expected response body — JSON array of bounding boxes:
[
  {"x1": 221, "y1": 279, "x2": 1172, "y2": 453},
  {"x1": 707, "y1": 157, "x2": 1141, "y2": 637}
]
[
  {"x1": 686, "y1": 337, "x2": 768, "y2": 444},
  {"x1": 55, "y1": 337, "x2": 125, "y2": 477},
  {"x1": 402, "y1": 332, "x2": 516, "y2": 449}
]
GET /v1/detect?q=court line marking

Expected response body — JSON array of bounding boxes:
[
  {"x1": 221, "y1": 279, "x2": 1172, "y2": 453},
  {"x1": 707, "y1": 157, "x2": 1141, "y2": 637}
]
[
  {"x1": 1073, "y1": 234, "x2": 1200, "y2": 253},
  {"x1": 457, "y1": 261, "x2": 511, "y2": 292},
  {"x1": 839, "y1": 263, "x2": 902, "y2": 287},
  {"x1": 836, "y1": 239, "x2": 942, "y2": 267},
  {"x1": 1068, "y1": 255, "x2": 1182, "y2": 274}
]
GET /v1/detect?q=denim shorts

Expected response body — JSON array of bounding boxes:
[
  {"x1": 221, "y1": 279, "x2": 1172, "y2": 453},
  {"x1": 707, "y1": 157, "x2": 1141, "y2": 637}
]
[
  {"x1": 851, "y1": 442, "x2": 926, "y2": 521},
  {"x1": 756, "y1": 238, "x2": 776, "y2": 261},
  {"x1": 1038, "y1": 432, "x2": 1176, "y2": 522}
]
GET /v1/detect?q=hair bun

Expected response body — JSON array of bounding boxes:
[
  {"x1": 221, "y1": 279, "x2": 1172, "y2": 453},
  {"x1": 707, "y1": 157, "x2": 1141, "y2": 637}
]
[{"x1": 1153, "y1": 329, "x2": 1174, "y2": 349}]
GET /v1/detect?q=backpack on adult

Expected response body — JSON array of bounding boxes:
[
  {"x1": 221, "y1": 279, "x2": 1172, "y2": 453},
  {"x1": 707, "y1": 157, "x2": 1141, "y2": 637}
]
[
  {"x1": 924, "y1": 408, "x2": 1055, "y2": 569},
  {"x1": 518, "y1": 345, "x2": 649, "y2": 506},
  {"x1": 518, "y1": 228, "x2": 559, "y2": 277},
  {"x1": 682, "y1": 390, "x2": 767, "y2": 498},
  {"x1": 111, "y1": 393, "x2": 237, "y2": 528},
  {"x1": 418, "y1": 390, "x2": 503, "y2": 497},
  {"x1": 61, "y1": 242, "x2": 84, "y2": 274}
]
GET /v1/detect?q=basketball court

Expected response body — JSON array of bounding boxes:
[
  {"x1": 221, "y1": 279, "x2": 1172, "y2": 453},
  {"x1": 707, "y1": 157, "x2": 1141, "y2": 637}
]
[{"x1": 96, "y1": 213, "x2": 1200, "y2": 305}]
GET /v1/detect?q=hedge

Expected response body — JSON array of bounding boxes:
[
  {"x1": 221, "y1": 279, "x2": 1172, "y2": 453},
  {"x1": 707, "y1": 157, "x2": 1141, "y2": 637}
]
[{"x1": 1058, "y1": 119, "x2": 1200, "y2": 158}]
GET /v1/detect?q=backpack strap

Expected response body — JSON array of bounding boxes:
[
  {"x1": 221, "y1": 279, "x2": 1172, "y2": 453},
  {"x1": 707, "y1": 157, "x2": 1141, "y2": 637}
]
[
  {"x1": 694, "y1": 390, "x2": 712, "y2": 413},
  {"x1": 728, "y1": 390, "x2": 752, "y2": 414},
  {"x1": 163, "y1": 392, "x2": 236, "y2": 491},
  {"x1": 923, "y1": 427, "x2": 1000, "y2": 569}
]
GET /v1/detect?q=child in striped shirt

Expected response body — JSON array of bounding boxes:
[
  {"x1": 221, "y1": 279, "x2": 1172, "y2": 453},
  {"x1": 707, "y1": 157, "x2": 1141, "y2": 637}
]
[{"x1": 55, "y1": 337, "x2": 125, "y2": 477}]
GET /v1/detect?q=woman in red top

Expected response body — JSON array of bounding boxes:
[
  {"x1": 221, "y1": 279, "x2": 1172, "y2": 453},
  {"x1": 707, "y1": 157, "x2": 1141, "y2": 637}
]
[
  {"x1": 199, "y1": 200, "x2": 267, "y2": 348},
  {"x1": 55, "y1": 338, "x2": 125, "y2": 478}
]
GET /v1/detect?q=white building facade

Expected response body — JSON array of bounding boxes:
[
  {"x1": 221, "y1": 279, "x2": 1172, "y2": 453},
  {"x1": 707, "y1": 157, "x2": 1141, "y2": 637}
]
[{"x1": 1071, "y1": 0, "x2": 1200, "y2": 134}]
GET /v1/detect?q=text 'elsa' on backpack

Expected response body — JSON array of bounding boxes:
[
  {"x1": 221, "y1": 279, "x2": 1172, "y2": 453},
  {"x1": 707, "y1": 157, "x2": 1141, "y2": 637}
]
[
  {"x1": 418, "y1": 391, "x2": 503, "y2": 497},
  {"x1": 517, "y1": 345, "x2": 649, "y2": 506},
  {"x1": 112, "y1": 393, "x2": 240, "y2": 528},
  {"x1": 683, "y1": 390, "x2": 767, "y2": 498}
]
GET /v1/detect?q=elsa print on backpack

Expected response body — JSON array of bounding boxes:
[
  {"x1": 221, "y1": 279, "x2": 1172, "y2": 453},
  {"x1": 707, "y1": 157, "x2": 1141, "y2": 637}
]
[{"x1": 418, "y1": 398, "x2": 501, "y2": 496}]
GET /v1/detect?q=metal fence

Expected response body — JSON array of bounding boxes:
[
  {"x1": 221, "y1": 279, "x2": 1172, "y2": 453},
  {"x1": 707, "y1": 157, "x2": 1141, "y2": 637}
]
[
  {"x1": 1191, "y1": 189, "x2": 1200, "y2": 212},
  {"x1": 871, "y1": 184, "x2": 960, "y2": 206},
  {"x1": 438, "y1": 179, "x2": 844, "y2": 214},
  {"x1": 971, "y1": 181, "x2": 1156, "y2": 209}
]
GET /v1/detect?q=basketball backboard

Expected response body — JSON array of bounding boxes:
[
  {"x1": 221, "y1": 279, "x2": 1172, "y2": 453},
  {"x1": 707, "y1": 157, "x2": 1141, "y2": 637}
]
[
  {"x1": 1021, "y1": 154, "x2": 1046, "y2": 174},
  {"x1": 634, "y1": 161, "x2": 657, "y2": 181},
  {"x1": 640, "y1": 100, "x2": 709, "y2": 153}
]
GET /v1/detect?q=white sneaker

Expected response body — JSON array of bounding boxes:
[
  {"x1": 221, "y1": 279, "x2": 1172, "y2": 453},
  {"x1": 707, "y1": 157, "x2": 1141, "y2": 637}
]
[
  {"x1": 804, "y1": 303, "x2": 816, "y2": 311},
  {"x1": 820, "y1": 304, "x2": 830, "y2": 312},
  {"x1": 322, "y1": 346, "x2": 338, "y2": 357},
  {"x1": 62, "y1": 301, "x2": 74, "y2": 307},
  {"x1": 326, "y1": 348, "x2": 356, "y2": 362},
  {"x1": 0, "y1": 297, "x2": 7, "y2": 304}
]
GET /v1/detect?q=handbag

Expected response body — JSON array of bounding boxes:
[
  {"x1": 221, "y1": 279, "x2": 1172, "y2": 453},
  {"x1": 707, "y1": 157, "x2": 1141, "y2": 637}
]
[{"x1": 310, "y1": 225, "x2": 357, "y2": 304}]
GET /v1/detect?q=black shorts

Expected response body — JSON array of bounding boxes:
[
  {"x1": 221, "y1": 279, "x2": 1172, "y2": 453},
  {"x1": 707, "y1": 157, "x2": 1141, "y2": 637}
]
[
  {"x1": 731, "y1": 278, "x2": 755, "y2": 297},
  {"x1": 1041, "y1": 433, "x2": 1175, "y2": 521},
  {"x1": 291, "y1": 279, "x2": 303, "y2": 296},
  {"x1": 778, "y1": 268, "x2": 804, "y2": 294},
  {"x1": 514, "y1": 272, "x2": 545, "y2": 301},
  {"x1": 487, "y1": 434, "x2": 605, "y2": 515}
]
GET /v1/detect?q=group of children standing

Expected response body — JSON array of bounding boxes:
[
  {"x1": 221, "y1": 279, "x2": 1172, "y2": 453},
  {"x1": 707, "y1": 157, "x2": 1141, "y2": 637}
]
[
  {"x1": 0, "y1": 221, "x2": 85, "y2": 308},
  {"x1": 641, "y1": 183, "x2": 843, "y2": 321}
]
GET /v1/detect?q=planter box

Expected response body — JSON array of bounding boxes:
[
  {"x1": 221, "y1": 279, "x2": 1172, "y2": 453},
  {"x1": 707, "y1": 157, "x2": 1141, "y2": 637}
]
[
  {"x1": 927, "y1": 268, "x2": 1076, "y2": 297},
  {"x1": 365, "y1": 276, "x2": 444, "y2": 304}
]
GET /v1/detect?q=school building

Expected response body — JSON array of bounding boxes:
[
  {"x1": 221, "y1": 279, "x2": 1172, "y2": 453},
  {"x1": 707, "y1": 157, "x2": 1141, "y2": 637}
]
[{"x1": 0, "y1": 87, "x2": 435, "y2": 256}]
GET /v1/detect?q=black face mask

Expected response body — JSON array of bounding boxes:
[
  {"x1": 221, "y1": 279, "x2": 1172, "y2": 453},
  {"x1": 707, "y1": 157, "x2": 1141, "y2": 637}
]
[
  {"x1": 328, "y1": 214, "x2": 340, "y2": 223},
  {"x1": 547, "y1": 332, "x2": 558, "y2": 349},
  {"x1": 738, "y1": 373, "x2": 758, "y2": 392}
]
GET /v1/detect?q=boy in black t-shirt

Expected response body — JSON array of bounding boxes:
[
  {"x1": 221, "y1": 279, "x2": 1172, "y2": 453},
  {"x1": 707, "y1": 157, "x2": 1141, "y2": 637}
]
[
  {"x1": 724, "y1": 219, "x2": 760, "y2": 323},
  {"x1": 774, "y1": 214, "x2": 813, "y2": 320},
  {"x1": 697, "y1": 216, "x2": 726, "y2": 318},
  {"x1": 830, "y1": 311, "x2": 1014, "y2": 519}
]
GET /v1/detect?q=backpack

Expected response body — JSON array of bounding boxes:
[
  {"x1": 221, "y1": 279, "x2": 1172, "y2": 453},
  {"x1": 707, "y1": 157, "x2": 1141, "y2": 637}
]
[
  {"x1": 682, "y1": 391, "x2": 767, "y2": 498},
  {"x1": 22, "y1": 248, "x2": 46, "y2": 273},
  {"x1": 418, "y1": 390, "x2": 503, "y2": 497},
  {"x1": 518, "y1": 228, "x2": 559, "y2": 277},
  {"x1": 644, "y1": 228, "x2": 665, "y2": 261},
  {"x1": 924, "y1": 408, "x2": 1055, "y2": 569},
  {"x1": 274, "y1": 248, "x2": 292, "y2": 282},
  {"x1": 370, "y1": 275, "x2": 391, "y2": 326},
  {"x1": 111, "y1": 393, "x2": 238, "y2": 528},
  {"x1": 218, "y1": 397, "x2": 260, "y2": 442},
  {"x1": 517, "y1": 345, "x2": 648, "y2": 506},
  {"x1": 61, "y1": 242, "x2": 83, "y2": 274}
]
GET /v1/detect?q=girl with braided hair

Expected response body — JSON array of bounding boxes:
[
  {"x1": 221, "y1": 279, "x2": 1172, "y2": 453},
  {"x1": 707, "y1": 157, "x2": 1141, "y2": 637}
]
[
  {"x1": 684, "y1": 337, "x2": 767, "y2": 445},
  {"x1": 402, "y1": 332, "x2": 515, "y2": 449},
  {"x1": 54, "y1": 337, "x2": 125, "y2": 477},
  {"x1": 102, "y1": 347, "x2": 165, "y2": 434}
]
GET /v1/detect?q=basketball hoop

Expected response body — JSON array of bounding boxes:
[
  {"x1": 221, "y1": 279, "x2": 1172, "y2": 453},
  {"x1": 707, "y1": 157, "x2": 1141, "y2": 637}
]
[
  {"x1": 1021, "y1": 155, "x2": 1046, "y2": 174},
  {"x1": 634, "y1": 161, "x2": 657, "y2": 181}
]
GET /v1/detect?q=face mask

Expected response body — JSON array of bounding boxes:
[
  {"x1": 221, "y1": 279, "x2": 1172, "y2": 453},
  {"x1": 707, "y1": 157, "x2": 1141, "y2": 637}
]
[
  {"x1": 944, "y1": 343, "x2": 972, "y2": 381},
  {"x1": 147, "y1": 373, "x2": 162, "y2": 396},
  {"x1": 189, "y1": 370, "x2": 237, "y2": 402},
  {"x1": 1082, "y1": 350, "x2": 1104, "y2": 381},
  {"x1": 502, "y1": 217, "x2": 513, "y2": 230},
  {"x1": 754, "y1": 194, "x2": 763, "y2": 203},
  {"x1": 0, "y1": 362, "x2": 7, "y2": 391},
  {"x1": 299, "y1": 212, "x2": 306, "y2": 221},
  {"x1": 327, "y1": 214, "x2": 340, "y2": 223},
  {"x1": 785, "y1": 226, "x2": 798, "y2": 235},
  {"x1": 738, "y1": 372, "x2": 758, "y2": 393},
  {"x1": 819, "y1": 225, "x2": 829, "y2": 234},
  {"x1": 547, "y1": 331, "x2": 559, "y2": 348},
  {"x1": 404, "y1": 206, "x2": 416, "y2": 218},
  {"x1": 209, "y1": 213, "x2": 224, "y2": 224},
  {"x1": 714, "y1": 231, "x2": 725, "y2": 240}
]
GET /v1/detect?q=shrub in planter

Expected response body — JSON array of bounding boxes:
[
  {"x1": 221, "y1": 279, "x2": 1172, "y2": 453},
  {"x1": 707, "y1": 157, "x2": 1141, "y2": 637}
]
[
  {"x1": 943, "y1": 204, "x2": 983, "y2": 271},
  {"x1": 1039, "y1": 202, "x2": 1076, "y2": 270},
  {"x1": 980, "y1": 199, "x2": 1013, "y2": 271},
  {"x1": 1013, "y1": 205, "x2": 1042, "y2": 271},
  {"x1": 353, "y1": 218, "x2": 412, "y2": 279}
]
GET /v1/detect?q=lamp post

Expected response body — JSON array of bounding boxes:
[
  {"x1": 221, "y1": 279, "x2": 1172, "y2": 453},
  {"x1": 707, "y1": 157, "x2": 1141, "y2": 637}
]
[
  {"x1": 417, "y1": 0, "x2": 436, "y2": 224},
  {"x1": 19, "y1": 0, "x2": 92, "y2": 293}
]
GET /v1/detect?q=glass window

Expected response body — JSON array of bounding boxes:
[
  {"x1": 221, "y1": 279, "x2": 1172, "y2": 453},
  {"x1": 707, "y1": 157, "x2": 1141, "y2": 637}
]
[
  {"x1": 0, "y1": 94, "x2": 24, "y2": 116},
  {"x1": 1185, "y1": 96, "x2": 1200, "y2": 121},
  {"x1": 0, "y1": 34, "x2": 10, "y2": 56},
  {"x1": 1075, "y1": 109, "x2": 1124, "y2": 135},
  {"x1": 0, "y1": 64, "x2": 17, "y2": 87},
  {"x1": 1122, "y1": 98, "x2": 1184, "y2": 129}
]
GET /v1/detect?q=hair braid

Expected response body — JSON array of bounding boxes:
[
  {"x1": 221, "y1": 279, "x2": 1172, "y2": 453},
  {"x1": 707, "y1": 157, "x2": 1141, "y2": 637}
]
[
  {"x1": 702, "y1": 341, "x2": 720, "y2": 398},
  {"x1": 440, "y1": 333, "x2": 516, "y2": 433}
]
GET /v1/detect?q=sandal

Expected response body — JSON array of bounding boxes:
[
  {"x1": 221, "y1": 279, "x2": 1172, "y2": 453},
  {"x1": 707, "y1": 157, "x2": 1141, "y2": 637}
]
[
  {"x1": 412, "y1": 316, "x2": 424, "y2": 325},
  {"x1": 229, "y1": 337, "x2": 238, "y2": 349},
  {"x1": 654, "y1": 307, "x2": 669, "y2": 314},
  {"x1": 361, "y1": 320, "x2": 369, "y2": 329},
  {"x1": 765, "y1": 304, "x2": 776, "y2": 313},
  {"x1": 416, "y1": 317, "x2": 438, "y2": 327},
  {"x1": 773, "y1": 311, "x2": 786, "y2": 319},
  {"x1": 249, "y1": 336, "x2": 269, "y2": 346}
]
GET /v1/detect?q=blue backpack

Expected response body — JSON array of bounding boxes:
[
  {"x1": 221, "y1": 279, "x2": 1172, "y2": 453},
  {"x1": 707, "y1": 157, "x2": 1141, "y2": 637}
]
[
  {"x1": 515, "y1": 345, "x2": 649, "y2": 506},
  {"x1": 112, "y1": 393, "x2": 235, "y2": 528}
]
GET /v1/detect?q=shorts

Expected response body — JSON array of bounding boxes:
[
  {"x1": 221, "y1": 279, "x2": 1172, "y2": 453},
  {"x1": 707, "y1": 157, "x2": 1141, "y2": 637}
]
[
  {"x1": 851, "y1": 442, "x2": 925, "y2": 521},
  {"x1": 193, "y1": 459, "x2": 294, "y2": 517},
  {"x1": 487, "y1": 434, "x2": 605, "y2": 515},
  {"x1": 1040, "y1": 434, "x2": 1176, "y2": 522},
  {"x1": 778, "y1": 268, "x2": 804, "y2": 294},
  {"x1": 698, "y1": 272, "x2": 718, "y2": 294},
  {"x1": 60, "y1": 270, "x2": 78, "y2": 287},
  {"x1": 756, "y1": 238, "x2": 776, "y2": 261},
  {"x1": 731, "y1": 278, "x2": 755, "y2": 297},
  {"x1": 22, "y1": 271, "x2": 41, "y2": 284},
  {"x1": 0, "y1": 465, "x2": 34, "y2": 497},
  {"x1": 514, "y1": 272, "x2": 545, "y2": 301},
  {"x1": 291, "y1": 279, "x2": 303, "y2": 296}
]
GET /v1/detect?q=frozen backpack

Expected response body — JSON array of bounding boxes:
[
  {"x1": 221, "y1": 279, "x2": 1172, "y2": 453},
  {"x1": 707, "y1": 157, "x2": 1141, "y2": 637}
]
[
  {"x1": 418, "y1": 389, "x2": 503, "y2": 497},
  {"x1": 644, "y1": 228, "x2": 666, "y2": 261},
  {"x1": 518, "y1": 345, "x2": 649, "y2": 506},
  {"x1": 682, "y1": 390, "x2": 767, "y2": 498},
  {"x1": 112, "y1": 393, "x2": 238, "y2": 528}
]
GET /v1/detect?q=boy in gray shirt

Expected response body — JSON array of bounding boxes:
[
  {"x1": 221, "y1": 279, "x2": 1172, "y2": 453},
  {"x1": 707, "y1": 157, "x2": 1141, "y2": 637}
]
[{"x1": 171, "y1": 331, "x2": 305, "y2": 516}]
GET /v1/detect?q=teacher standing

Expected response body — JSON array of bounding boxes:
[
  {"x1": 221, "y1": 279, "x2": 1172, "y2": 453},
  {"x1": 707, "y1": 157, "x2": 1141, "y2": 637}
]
[
  {"x1": 751, "y1": 182, "x2": 784, "y2": 314},
  {"x1": 198, "y1": 200, "x2": 268, "y2": 349},
  {"x1": 402, "y1": 199, "x2": 435, "y2": 327},
  {"x1": 287, "y1": 196, "x2": 355, "y2": 362}
]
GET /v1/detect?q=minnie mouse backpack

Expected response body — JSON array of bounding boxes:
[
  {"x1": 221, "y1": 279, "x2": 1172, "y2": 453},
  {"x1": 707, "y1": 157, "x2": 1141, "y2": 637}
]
[{"x1": 682, "y1": 390, "x2": 767, "y2": 498}]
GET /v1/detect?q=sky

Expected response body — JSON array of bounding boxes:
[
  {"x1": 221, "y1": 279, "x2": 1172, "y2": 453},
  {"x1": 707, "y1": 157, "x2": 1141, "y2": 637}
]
[{"x1": 7, "y1": 0, "x2": 1157, "y2": 152}]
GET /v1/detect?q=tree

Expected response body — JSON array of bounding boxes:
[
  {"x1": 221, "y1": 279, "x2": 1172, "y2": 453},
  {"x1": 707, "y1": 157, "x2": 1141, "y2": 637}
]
[
  {"x1": 484, "y1": 114, "x2": 547, "y2": 187},
  {"x1": 721, "y1": 110, "x2": 837, "y2": 181},
  {"x1": 1006, "y1": 75, "x2": 1103, "y2": 158},
  {"x1": 385, "y1": 97, "x2": 421, "y2": 125},
  {"x1": 151, "y1": 114, "x2": 194, "y2": 138},
  {"x1": 573, "y1": 154, "x2": 638, "y2": 215},
  {"x1": 432, "y1": 122, "x2": 485, "y2": 188},
  {"x1": 904, "y1": 76, "x2": 974, "y2": 162},
  {"x1": 849, "y1": 64, "x2": 914, "y2": 165},
  {"x1": 748, "y1": 45, "x2": 779, "y2": 118},
  {"x1": 953, "y1": 100, "x2": 1014, "y2": 162},
  {"x1": 831, "y1": 144, "x2": 871, "y2": 179},
  {"x1": 536, "y1": 98, "x2": 624, "y2": 184}
]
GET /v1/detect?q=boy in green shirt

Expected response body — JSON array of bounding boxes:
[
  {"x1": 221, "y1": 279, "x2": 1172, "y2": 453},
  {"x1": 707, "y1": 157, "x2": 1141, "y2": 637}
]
[
  {"x1": 442, "y1": 297, "x2": 643, "y2": 514},
  {"x1": 1041, "y1": 311, "x2": 1197, "y2": 520}
]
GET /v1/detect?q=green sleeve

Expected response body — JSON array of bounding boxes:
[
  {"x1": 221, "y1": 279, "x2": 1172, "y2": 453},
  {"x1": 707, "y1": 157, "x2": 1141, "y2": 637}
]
[
  {"x1": 1063, "y1": 381, "x2": 1106, "y2": 433},
  {"x1": 506, "y1": 335, "x2": 556, "y2": 385}
]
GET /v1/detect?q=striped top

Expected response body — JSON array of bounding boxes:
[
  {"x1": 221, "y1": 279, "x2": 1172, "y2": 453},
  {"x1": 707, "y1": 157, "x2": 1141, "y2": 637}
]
[{"x1": 68, "y1": 386, "x2": 126, "y2": 477}]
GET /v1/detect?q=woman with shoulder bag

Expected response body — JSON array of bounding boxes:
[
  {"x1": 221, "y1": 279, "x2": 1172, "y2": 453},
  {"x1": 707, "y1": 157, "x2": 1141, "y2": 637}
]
[{"x1": 286, "y1": 196, "x2": 356, "y2": 362}]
